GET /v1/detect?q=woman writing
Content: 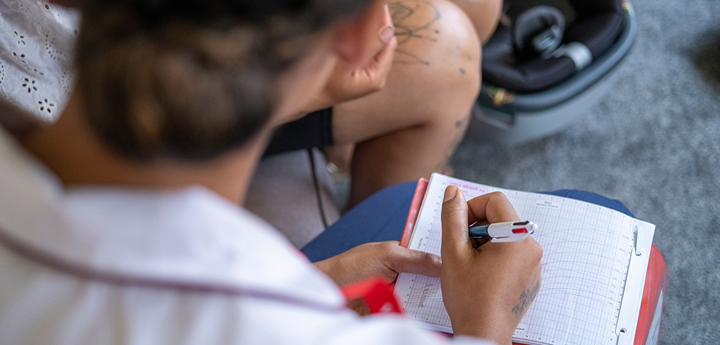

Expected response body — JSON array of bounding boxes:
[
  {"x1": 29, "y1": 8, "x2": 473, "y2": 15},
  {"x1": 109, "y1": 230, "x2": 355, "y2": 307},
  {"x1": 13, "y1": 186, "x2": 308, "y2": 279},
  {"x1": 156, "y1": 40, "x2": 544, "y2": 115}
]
[{"x1": 0, "y1": 0, "x2": 541, "y2": 344}]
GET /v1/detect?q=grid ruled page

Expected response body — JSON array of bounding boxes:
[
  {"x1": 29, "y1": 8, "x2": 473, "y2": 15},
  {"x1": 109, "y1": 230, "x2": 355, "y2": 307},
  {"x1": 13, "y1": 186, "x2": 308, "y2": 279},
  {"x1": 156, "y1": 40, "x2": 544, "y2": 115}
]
[{"x1": 394, "y1": 174, "x2": 636, "y2": 345}]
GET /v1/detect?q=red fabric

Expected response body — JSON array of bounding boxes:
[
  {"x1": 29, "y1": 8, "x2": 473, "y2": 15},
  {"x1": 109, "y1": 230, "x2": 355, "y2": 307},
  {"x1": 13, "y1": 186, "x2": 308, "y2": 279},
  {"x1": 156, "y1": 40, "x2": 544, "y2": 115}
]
[{"x1": 341, "y1": 278, "x2": 403, "y2": 314}]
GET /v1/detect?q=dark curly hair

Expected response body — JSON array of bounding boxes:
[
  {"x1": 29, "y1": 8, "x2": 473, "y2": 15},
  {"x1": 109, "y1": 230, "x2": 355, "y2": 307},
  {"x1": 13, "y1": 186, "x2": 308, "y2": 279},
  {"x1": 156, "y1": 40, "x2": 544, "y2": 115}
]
[{"x1": 73, "y1": 0, "x2": 367, "y2": 160}]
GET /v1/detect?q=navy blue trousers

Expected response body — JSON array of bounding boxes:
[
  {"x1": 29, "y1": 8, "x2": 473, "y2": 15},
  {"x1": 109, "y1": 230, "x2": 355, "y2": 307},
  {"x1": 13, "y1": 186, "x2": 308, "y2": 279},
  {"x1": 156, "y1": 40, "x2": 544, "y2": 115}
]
[{"x1": 301, "y1": 181, "x2": 634, "y2": 262}]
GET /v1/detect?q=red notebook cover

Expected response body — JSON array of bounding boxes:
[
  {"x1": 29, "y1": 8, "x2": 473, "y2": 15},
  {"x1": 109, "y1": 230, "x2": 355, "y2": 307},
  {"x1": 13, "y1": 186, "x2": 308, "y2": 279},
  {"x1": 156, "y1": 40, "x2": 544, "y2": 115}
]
[{"x1": 399, "y1": 178, "x2": 429, "y2": 249}]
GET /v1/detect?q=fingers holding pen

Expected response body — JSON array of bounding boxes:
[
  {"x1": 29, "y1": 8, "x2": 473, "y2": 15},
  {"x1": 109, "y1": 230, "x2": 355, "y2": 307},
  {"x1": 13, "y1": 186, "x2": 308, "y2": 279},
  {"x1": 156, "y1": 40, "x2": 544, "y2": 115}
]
[
  {"x1": 439, "y1": 185, "x2": 543, "y2": 342},
  {"x1": 466, "y1": 191, "x2": 520, "y2": 227}
]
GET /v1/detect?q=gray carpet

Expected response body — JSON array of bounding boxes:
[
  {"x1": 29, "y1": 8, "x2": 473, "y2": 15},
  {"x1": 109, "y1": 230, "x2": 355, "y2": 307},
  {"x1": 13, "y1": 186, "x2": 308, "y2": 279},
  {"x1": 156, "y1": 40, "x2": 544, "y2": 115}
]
[{"x1": 451, "y1": 0, "x2": 720, "y2": 343}]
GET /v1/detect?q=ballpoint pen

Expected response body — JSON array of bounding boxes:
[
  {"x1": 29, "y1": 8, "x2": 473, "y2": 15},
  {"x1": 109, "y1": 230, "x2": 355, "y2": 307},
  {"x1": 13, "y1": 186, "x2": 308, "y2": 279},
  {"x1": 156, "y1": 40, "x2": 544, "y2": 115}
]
[{"x1": 468, "y1": 221, "x2": 537, "y2": 242}]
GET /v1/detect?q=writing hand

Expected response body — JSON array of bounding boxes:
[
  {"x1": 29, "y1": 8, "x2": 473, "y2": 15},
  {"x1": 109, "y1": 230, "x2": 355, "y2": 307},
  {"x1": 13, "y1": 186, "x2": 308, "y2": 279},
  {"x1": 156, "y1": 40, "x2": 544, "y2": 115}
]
[
  {"x1": 440, "y1": 187, "x2": 543, "y2": 344},
  {"x1": 313, "y1": 241, "x2": 441, "y2": 287}
]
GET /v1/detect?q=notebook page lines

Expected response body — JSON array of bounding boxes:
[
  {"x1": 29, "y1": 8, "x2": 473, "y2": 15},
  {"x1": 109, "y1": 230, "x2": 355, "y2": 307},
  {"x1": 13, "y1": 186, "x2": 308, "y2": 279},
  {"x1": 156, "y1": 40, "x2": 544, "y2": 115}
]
[
  {"x1": 402, "y1": 179, "x2": 452, "y2": 328},
  {"x1": 512, "y1": 193, "x2": 634, "y2": 345},
  {"x1": 398, "y1": 176, "x2": 635, "y2": 345},
  {"x1": 402, "y1": 176, "x2": 498, "y2": 328}
]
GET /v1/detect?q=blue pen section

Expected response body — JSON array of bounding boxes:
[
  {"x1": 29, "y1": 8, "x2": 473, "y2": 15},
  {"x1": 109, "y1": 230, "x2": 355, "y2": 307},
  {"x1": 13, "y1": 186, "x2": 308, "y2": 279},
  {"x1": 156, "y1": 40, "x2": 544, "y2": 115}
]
[{"x1": 468, "y1": 225, "x2": 490, "y2": 238}]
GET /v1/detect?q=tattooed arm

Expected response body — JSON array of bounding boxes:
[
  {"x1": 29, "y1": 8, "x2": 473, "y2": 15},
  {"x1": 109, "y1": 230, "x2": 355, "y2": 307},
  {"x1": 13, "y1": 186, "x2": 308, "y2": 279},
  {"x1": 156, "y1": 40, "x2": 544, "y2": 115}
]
[{"x1": 441, "y1": 188, "x2": 543, "y2": 344}]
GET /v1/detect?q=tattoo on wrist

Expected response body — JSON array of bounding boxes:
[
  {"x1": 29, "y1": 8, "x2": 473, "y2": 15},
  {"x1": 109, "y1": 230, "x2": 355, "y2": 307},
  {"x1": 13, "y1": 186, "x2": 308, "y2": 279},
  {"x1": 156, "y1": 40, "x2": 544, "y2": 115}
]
[
  {"x1": 512, "y1": 281, "x2": 540, "y2": 317},
  {"x1": 388, "y1": 1, "x2": 440, "y2": 66}
]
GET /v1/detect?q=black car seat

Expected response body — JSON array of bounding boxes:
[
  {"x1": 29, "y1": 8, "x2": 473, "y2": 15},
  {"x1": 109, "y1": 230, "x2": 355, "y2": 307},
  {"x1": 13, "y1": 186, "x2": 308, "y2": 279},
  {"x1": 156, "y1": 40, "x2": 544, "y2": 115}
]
[
  {"x1": 483, "y1": 0, "x2": 625, "y2": 93},
  {"x1": 467, "y1": 0, "x2": 637, "y2": 146}
]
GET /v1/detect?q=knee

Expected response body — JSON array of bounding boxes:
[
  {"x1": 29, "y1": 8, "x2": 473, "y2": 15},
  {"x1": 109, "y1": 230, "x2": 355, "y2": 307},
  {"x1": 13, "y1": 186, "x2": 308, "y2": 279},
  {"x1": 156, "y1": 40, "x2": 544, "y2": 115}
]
[
  {"x1": 447, "y1": 0, "x2": 503, "y2": 44},
  {"x1": 388, "y1": 0, "x2": 481, "y2": 115}
]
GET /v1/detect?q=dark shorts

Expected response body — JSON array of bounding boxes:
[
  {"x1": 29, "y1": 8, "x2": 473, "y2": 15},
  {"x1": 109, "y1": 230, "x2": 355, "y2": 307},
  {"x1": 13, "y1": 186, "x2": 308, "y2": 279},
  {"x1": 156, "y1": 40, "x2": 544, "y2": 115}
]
[{"x1": 263, "y1": 108, "x2": 334, "y2": 157}]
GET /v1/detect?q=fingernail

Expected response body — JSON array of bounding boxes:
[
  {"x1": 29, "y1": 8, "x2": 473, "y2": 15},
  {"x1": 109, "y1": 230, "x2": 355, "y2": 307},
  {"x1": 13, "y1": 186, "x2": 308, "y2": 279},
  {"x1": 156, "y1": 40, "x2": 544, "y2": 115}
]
[
  {"x1": 444, "y1": 186, "x2": 458, "y2": 202},
  {"x1": 380, "y1": 26, "x2": 395, "y2": 43}
]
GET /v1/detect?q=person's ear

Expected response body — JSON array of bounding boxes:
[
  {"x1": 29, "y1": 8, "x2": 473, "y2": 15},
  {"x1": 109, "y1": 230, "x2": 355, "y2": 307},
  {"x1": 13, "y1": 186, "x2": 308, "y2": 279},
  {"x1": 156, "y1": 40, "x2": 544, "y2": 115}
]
[{"x1": 332, "y1": 0, "x2": 390, "y2": 68}]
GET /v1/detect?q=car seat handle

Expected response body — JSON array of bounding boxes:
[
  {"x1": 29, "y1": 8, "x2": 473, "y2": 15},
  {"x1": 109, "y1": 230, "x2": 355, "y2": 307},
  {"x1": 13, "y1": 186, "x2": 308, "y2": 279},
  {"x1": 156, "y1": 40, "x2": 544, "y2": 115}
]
[{"x1": 512, "y1": 6, "x2": 566, "y2": 59}]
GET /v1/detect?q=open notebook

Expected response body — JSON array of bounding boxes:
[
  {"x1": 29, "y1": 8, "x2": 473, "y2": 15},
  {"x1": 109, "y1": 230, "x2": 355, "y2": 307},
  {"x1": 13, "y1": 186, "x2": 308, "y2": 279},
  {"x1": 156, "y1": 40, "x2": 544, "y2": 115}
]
[{"x1": 394, "y1": 173, "x2": 655, "y2": 345}]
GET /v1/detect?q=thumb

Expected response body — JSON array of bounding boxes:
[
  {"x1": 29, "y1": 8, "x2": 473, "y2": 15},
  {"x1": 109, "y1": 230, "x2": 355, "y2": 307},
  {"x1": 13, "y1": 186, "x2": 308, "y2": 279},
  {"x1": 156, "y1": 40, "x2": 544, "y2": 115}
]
[
  {"x1": 379, "y1": 3, "x2": 395, "y2": 44},
  {"x1": 441, "y1": 186, "x2": 471, "y2": 261}
]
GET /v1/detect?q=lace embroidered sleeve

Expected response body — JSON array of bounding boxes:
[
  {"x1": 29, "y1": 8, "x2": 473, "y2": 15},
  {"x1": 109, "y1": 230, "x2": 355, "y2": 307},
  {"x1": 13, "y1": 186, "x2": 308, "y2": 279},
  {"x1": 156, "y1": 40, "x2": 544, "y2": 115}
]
[{"x1": 0, "y1": 0, "x2": 79, "y2": 122}]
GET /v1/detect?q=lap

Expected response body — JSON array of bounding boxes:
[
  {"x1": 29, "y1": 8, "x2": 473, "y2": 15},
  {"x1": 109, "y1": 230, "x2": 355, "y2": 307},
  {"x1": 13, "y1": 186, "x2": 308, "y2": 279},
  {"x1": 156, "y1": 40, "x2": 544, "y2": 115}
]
[
  {"x1": 301, "y1": 181, "x2": 634, "y2": 262},
  {"x1": 301, "y1": 181, "x2": 418, "y2": 262}
]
